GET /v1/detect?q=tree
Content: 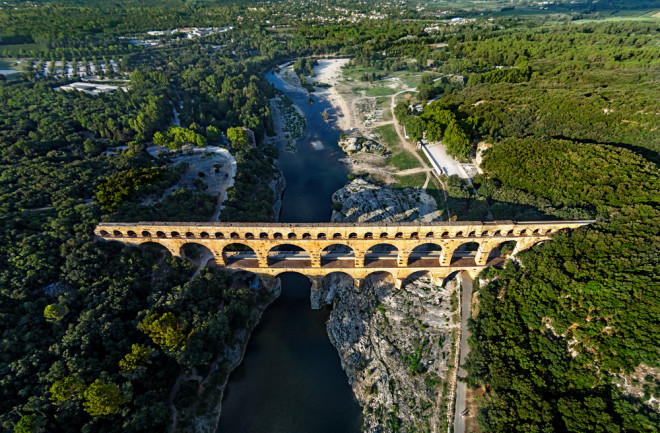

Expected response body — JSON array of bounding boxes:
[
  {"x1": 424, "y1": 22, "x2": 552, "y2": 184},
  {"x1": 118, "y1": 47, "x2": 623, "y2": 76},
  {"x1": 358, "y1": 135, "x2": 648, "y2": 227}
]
[
  {"x1": 406, "y1": 117, "x2": 425, "y2": 143},
  {"x1": 207, "y1": 125, "x2": 222, "y2": 142},
  {"x1": 49, "y1": 377, "x2": 84, "y2": 403},
  {"x1": 44, "y1": 303, "x2": 68, "y2": 322},
  {"x1": 227, "y1": 127, "x2": 249, "y2": 152},
  {"x1": 443, "y1": 121, "x2": 471, "y2": 159},
  {"x1": 153, "y1": 126, "x2": 207, "y2": 149},
  {"x1": 394, "y1": 101, "x2": 410, "y2": 122},
  {"x1": 139, "y1": 312, "x2": 188, "y2": 350},
  {"x1": 119, "y1": 344, "x2": 153, "y2": 371},
  {"x1": 13, "y1": 414, "x2": 45, "y2": 433},
  {"x1": 82, "y1": 380, "x2": 127, "y2": 417}
]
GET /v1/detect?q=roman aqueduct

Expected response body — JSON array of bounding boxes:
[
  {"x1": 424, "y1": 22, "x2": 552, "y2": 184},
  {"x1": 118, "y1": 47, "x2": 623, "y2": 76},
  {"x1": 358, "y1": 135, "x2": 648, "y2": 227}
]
[{"x1": 94, "y1": 220, "x2": 592, "y2": 295}]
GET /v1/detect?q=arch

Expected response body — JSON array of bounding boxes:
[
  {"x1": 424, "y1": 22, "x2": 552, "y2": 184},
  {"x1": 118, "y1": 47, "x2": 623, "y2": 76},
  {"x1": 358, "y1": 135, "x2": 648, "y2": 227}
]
[
  {"x1": 302, "y1": 233, "x2": 312, "y2": 240},
  {"x1": 260, "y1": 232, "x2": 269, "y2": 239},
  {"x1": 442, "y1": 270, "x2": 461, "y2": 287},
  {"x1": 267, "y1": 244, "x2": 311, "y2": 268},
  {"x1": 545, "y1": 229, "x2": 553, "y2": 235},
  {"x1": 274, "y1": 232, "x2": 283, "y2": 239},
  {"x1": 365, "y1": 243, "x2": 399, "y2": 267},
  {"x1": 180, "y1": 242, "x2": 215, "y2": 266},
  {"x1": 486, "y1": 240, "x2": 517, "y2": 264},
  {"x1": 138, "y1": 241, "x2": 172, "y2": 259},
  {"x1": 322, "y1": 271, "x2": 355, "y2": 293},
  {"x1": 99, "y1": 230, "x2": 109, "y2": 237},
  {"x1": 185, "y1": 232, "x2": 195, "y2": 238},
  {"x1": 532, "y1": 229, "x2": 541, "y2": 235},
  {"x1": 519, "y1": 229, "x2": 528, "y2": 236},
  {"x1": 441, "y1": 231, "x2": 449, "y2": 238},
  {"x1": 288, "y1": 233, "x2": 297, "y2": 239},
  {"x1": 214, "y1": 232, "x2": 224, "y2": 238},
  {"x1": 273, "y1": 272, "x2": 316, "y2": 306},
  {"x1": 407, "y1": 243, "x2": 442, "y2": 267},
  {"x1": 245, "y1": 232, "x2": 254, "y2": 239},
  {"x1": 531, "y1": 240, "x2": 547, "y2": 249},
  {"x1": 468, "y1": 231, "x2": 476, "y2": 237},
  {"x1": 455, "y1": 231, "x2": 463, "y2": 237},
  {"x1": 493, "y1": 230, "x2": 501, "y2": 236},
  {"x1": 156, "y1": 231, "x2": 166, "y2": 238},
  {"x1": 380, "y1": 232, "x2": 389, "y2": 238},
  {"x1": 364, "y1": 232, "x2": 373, "y2": 239},
  {"x1": 481, "y1": 230, "x2": 489, "y2": 236},
  {"x1": 406, "y1": 270, "x2": 434, "y2": 286},
  {"x1": 318, "y1": 233, "x2": 327, "y2": 239},
  {"x1": 395, "y1": 232, "x2": 403, "y2": 238},
  {"x1": 450, "y1": 241, "x2": 479, "y2": 266},
  {"x1": 127, "y1": 230, "x2": 137, "y2": 238},
  {"x1": 141, "y1": 231, "x2": 151, "y2": 237},
  {"x1": 112, "y1": 230, "x2": 123, "y2": 237},
  {"x1": 410, "y1": 232, "x2": 419, "y2": 239},
  {"x1": 332, "y1": 233, "x2": 342, "y2": 239},
  {"x1": 364, "y1": 271, "x2": 395, "y2": 288},
  {"x1": 506, "y1": 229, "x2": 514, "y2": 236},
  {"x1": 222, "y1": 243, "x2": 256, "y2": 266},
  {"x1": 348, "y1": 233, "x2": 358, "y2": 239},
  {"x1": 230, "y1": 232, "x2": 240, "y2": 239},
  {"x1": 171, "y1": 231, "x2": 181, "y2": 238},
  {"x1": 200, "y1": 232, "x2": 210, "y2": 238},
  {"x1": 321, "y1": 244, "x2": 355, "y2": 268},
  {"x1": 425, "y1": 232, "x2": 434, "y2": 238}
]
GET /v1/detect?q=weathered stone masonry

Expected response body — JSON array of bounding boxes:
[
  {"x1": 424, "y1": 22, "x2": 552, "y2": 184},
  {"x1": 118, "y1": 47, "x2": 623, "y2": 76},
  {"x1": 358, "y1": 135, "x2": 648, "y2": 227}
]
[{"x1": 95, "y1": 220, "x2": 592, "y2": 293}]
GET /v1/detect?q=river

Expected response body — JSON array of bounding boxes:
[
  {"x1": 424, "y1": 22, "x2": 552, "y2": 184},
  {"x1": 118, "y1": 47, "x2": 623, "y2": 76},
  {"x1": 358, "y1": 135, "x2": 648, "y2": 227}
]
[{"x1": 216, "y1": 62, "x2": 362, "y2": 432}]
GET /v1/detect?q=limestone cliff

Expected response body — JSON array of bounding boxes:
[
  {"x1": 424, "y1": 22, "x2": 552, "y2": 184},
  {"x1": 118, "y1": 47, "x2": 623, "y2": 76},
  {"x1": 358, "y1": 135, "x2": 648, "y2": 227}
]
[
  {"x1": 269, "y1": 165, "x2": 286, "y2": 221},
  {"x1": 331, "y1": 178, "x2": 441, "y2": 223},
  {"x1": 322, "y1": 272, "x2": 459, "y2": 433}
]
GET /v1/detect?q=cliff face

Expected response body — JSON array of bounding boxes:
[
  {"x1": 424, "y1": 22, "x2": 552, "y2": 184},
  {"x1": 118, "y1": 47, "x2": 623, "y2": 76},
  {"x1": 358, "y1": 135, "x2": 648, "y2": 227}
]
[
  {"x1": 331, "y1": 178, "x2": 441, "y2": 223},
  {"x1": 322, "y1": 272, "x2": 459, "y2": 433},
  {"x1": 269, "y1": 165, "x2": 286, "y2": 221}
]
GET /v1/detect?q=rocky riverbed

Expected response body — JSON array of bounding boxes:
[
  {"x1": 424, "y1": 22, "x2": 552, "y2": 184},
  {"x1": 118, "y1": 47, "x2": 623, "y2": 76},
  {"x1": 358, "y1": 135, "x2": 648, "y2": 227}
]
[
  {"x1": 319, "y1": 272, "x2": 460, "y2": 432},
  {"x1": 331, "y1": 178, "x2": 441, "y2": 223}
]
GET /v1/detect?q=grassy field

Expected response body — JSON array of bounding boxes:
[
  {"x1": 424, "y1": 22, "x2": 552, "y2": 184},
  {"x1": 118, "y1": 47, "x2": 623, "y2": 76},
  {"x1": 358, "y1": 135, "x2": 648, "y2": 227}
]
[
  {"x1": 395, "y1": 172, "x2": 426, "y2": 189},
  {"x1": 365, "y1": 86, "x2": 396, "y2": 97},
  {"x1": 375, "y1": 124, "x2": 421, "y2": 171}
]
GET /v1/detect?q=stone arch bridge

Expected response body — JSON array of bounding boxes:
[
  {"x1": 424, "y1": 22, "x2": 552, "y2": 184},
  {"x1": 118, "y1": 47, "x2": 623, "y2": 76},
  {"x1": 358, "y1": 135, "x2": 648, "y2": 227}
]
[{"x1": 95, "y1": 220, "x2": 592, "y2": 295}]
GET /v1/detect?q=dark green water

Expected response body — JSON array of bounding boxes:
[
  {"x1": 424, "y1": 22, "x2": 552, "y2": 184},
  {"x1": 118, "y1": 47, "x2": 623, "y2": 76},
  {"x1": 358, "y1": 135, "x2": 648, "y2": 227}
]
[{"x1": 216, "y1": 63, "x2": 362, "y2": 432}]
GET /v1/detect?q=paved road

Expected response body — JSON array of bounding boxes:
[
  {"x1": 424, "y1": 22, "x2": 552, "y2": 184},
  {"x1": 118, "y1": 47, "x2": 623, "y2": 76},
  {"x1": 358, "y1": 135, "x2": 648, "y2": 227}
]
[{"x1": 453, "y1": 273, "x2": 473, "y2": 433}]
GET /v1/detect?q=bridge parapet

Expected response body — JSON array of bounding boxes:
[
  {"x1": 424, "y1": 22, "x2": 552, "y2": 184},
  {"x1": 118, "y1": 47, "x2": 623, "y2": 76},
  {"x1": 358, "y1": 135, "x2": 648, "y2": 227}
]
[{"x1": 95, "y1": 220, "x2": 592, "y2": 242}]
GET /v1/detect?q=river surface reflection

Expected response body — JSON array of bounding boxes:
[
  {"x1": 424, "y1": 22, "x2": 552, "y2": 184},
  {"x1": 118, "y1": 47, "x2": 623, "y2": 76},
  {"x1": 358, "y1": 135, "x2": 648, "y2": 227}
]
[
  {"x1": 217, "y1": 63, "x2": 361, "y2": 432},
  {"x1": 217, "y1": 274, "x2": 362, "y2": 433}
]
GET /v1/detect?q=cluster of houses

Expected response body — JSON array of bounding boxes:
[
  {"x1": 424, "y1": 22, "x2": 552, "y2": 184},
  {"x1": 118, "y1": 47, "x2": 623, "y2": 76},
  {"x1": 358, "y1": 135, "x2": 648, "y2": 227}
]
[{"x1": 125, "y1": 26, "x2": 233, "y2": 47}]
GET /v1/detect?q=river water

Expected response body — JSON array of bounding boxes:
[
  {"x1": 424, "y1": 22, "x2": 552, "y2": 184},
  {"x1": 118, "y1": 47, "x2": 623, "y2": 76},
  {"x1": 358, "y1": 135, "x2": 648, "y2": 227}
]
[{"x1": 217, "y1": 63, "x2": 362, "y2": 432}]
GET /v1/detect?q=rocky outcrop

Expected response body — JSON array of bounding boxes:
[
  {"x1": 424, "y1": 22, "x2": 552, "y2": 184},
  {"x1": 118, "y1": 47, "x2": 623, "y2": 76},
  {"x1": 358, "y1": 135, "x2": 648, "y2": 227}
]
[
  {"x1": 269, "y1": 165, "x2": 286, "y2": 221},
  {"x1": 331, "y1": 178, "x2": 440, "y2": 223},
  {"x1": 324, "y1": 272, "x2": 460, "y2": 433},
  {"x1": 339, "y1": 136, "x2": 388, "y2": 155}
]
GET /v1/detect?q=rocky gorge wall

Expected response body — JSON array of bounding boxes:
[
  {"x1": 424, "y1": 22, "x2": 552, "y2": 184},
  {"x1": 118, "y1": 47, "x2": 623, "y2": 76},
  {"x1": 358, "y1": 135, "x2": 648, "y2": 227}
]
[
  {"x1": 331, "y1": 178, "x2": 441, "y2": 223},
  {"x1": 318, "y1": 272, "x2": 460, "y2": 432}
]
